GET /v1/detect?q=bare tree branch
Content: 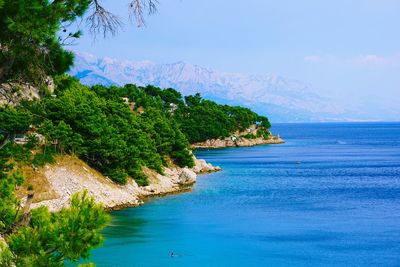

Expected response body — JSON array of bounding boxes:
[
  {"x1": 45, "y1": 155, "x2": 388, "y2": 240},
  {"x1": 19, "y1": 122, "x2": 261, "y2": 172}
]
[
  {"x1": 148, "y1": 0, "x2": 159, "y2": 15},
  {"x1": 128, "y1": 0, "x2": 158, "y2": 27},
  {"x1": 62, "y1": 0, "x2": 160, "y2": 38},
  {"x1": 86, "y1": 0, "x2": 124, "y2": 38}
]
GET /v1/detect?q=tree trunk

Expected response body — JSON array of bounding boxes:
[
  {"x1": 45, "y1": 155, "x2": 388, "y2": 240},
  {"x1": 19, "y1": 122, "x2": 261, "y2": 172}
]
[
  {"x1": 5, "y1": 193, "x2": 34, "y2": 236},
  {"x1": 0, "y1": 55, "x2": 15, "y2": 84},
  {"x1": 0, "y1": 133, "x2": 11, "y2": 150}
]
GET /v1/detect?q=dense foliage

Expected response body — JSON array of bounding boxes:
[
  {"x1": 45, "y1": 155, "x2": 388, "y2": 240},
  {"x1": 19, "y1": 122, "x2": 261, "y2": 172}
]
[
  {"x1": 0, "y1": 149, "x2": 109, "y2": 266},
  {"x1": 0, "y1": 76, "x2": 271, "y2": 186},
  {"x1": 0, "y1": 108, "x2": 109, "y2": 266},
  {"x1": 0, "y1": 0, "x2": 158, "y2": 100},
  {"x1": 176, "y1": 93, "x2": 271, "y2": 143},
  {"x1": 14, "y1": 77, "x2": 193, "y2": 185},
  {"x1": 127, "y1": 88, "x2": 271, "y2": 143},
  {"x1": 0, "y1": 0, "x2": 87, "y2": 94},
  {"x1": 0, "y1": 78, "x2": 270, "y2": 186},
  {"x1": 97, "y1": 84, "x2": 271, "y2": 144}
]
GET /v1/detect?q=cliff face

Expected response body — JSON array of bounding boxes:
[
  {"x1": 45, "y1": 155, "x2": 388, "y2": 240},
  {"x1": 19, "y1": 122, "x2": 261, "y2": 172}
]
[
  {"x1": 0, "y1": 79, "x2": 54, "y2": 106},
  {"x1": 28, "y1": 155, "x2": 220, "y2": 212},
  {"x1": 191, "y1": 135, "x2": 284, "y2": 149}
]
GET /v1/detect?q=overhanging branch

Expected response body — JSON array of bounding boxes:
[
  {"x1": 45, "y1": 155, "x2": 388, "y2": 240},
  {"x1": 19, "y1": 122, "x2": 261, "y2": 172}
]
[{"x1": 86, "y1": 0, "x2": 124, "y2": 37}]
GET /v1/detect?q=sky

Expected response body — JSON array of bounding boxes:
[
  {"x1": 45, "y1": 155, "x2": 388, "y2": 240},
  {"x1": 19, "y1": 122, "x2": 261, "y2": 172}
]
[{"x1": 72, "y1": 0, "x2": 400, "y2": 120}]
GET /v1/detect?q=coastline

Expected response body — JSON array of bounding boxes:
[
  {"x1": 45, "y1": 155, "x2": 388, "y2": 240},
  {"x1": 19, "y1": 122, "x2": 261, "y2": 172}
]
[
  {"x1": 28, "y1": 155, "x2": 221, "y2": 212},
  {"x1": 191, "y1": 135, "x2": 285, "y2": 149},
  {"x1": 87, "y1": 122, "x2": 400, "y2": 266},
  {"x1": 24, "y1": 134, "x2": 283, "y2": 212}
]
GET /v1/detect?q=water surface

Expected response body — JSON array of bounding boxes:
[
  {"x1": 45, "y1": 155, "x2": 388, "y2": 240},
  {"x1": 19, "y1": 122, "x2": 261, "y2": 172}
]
[{"x1": 85, "y1": 122, "x2": 400, "y2": 266}]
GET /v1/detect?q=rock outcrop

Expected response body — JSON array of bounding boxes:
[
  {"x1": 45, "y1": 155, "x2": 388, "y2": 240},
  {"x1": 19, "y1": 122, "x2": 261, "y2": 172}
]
[
  {"x1": 191, "y1": 135, "x2": 284, "y2": 149},
  {"x1": 0, "y1": 78, "x2": 54, "y2": 106},
  {"x1": 192, "y1": 158, "x2": 222, "y2": 173},
  {"x1": 178, "y1": 168, "x2": 197, "y2": 185},
  {"x1": 30, "y1": 155, "x2": 221, "y2": 211}
]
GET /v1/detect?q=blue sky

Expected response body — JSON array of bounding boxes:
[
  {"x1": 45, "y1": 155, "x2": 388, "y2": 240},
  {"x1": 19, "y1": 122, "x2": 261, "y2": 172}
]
[{"x1": 73, "y1": 0, "x2": 400, "y2": 119}]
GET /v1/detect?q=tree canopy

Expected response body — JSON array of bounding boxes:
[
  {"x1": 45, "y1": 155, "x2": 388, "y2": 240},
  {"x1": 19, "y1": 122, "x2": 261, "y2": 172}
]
[
  {"x1": 0, "y1": 148, "x2": 109, "y2": 266},
  {"x1": 0, "y1": 0, "x2": 158, "y2": 99},
  {"x1": 14, "y1": 77, "x2": 194, "y2": 185},
  {"x1": 0, "y1": 106, "x2": 32, "y2": 149}
]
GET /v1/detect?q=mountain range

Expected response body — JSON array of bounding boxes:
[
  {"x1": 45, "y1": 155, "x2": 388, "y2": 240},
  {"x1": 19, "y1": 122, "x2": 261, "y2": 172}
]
[{"x1": 70, "y1": 52, "x2": 349, "y2": 122}]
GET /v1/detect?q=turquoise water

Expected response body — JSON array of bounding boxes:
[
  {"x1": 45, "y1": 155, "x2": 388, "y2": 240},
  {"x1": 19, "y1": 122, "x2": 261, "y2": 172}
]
[{"x1": 85, "y1": 123, "x2": 400, "y2": 266}]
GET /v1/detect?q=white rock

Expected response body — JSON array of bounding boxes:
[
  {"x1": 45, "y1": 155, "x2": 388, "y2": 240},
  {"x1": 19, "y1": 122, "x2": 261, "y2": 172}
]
[
  {"x1": 178, "y1": 168, "x2": 197, "y2": 185},
  {"x1": 31, "y1": 155, "x2": 219, "y2": 211}
]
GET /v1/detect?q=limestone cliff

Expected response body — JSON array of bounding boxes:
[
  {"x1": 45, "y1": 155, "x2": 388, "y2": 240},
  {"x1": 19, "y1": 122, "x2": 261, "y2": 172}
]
[
  {"x1": 27, "y1": 155, "x2": 220, "y2": 211},
  {"x1": 191, "y1": 135, "x2": 284, "y2": 149},
  {"x1": 0, "y1": 79, "x2": 54, "y2": 106}
]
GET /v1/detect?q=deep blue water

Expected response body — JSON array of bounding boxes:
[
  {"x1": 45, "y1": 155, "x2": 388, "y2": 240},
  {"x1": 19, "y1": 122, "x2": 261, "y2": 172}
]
[{"x1": 84, "y1": 122, "x2": 400, "y2": 266}]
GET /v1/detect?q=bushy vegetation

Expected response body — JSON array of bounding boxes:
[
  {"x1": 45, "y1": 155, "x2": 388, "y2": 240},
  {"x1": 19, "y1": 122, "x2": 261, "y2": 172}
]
[
  {"x1": 0, "y1": 106, "x2": 109, "y2": 266},
  {"x1": 88, "y1": 82, "x2": 272, "y2": 155},
  {"x1": 0, "y1": 0, "x2": 158, "y2": 101},
  {"x1": 106, "y1": 85, "x2": 272, "y2": 144},
  {"x1": 0, "y1": 149, "x2": 109, "y2": 266},
  {"x1": 241, "y1": 133, "x2": 257, "y2": 139},
  {"x1": 1, "y1": 77, "x2": 271, "y2": 185},
  {"x1": 176, "y1": 94, "x2": 270, "y2": 143},
  {"x1": 13, "y1": 77, "x2": 193, "y2": 185}
]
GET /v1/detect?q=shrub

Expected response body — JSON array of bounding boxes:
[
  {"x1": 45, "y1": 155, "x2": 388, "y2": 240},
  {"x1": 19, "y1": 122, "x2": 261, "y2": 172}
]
[
  {"x1": 32, "y1": 150, "x2": 56, "y2": 167},
  {"x1": 242, "y1": 133, "x2": 257, "y2": 139}
]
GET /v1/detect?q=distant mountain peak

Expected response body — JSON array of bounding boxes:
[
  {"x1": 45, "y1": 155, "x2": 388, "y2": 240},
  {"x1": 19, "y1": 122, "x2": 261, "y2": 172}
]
[{"x1": 70, "y1": 52, "x2": 346, "y2": 122}]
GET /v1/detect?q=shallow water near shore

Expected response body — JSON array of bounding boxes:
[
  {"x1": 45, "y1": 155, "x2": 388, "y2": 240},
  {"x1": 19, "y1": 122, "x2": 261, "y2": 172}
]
[{"x1": 82, "y1": 122, "x2": 400, "y2": 267}]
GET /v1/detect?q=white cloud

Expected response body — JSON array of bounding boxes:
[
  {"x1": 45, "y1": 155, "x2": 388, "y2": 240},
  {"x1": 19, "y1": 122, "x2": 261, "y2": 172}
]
[
  {"x1": 303, "y1": 53, "x2": 400, "y2": 67},
  {"x1": 352, "y1": 54, "x2": 400, "y2": 67},
  {"x1": 303, "y1": 55, "x2": 321, "y2": 63}
]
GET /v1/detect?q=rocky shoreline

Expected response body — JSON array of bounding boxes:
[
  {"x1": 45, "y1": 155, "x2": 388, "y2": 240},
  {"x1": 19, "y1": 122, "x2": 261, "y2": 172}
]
[
  {"x1": 23, "y1": 133, "x2": 284, "y2": 212},
  {"x1": 30, "y1": 155, "x2": 221, "y2": 212},
  {"x1": 191, "y1": 135, "x2": 285, "y2": 149}
]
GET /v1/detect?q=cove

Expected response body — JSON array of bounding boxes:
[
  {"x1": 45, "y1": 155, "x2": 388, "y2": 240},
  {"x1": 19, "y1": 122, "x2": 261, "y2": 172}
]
[{"x1": 82, "y1": 122, "x2": 400, "y2": 266}]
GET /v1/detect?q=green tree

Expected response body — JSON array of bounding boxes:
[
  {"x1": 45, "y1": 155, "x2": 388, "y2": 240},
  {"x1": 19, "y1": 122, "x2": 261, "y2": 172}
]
[
  {"x1": 0, "y1": 0, "x2": 87, "y2": 94},
  {"x1": 0, "y1": 142, "x2": 109, "y2": 266},
  {"x1": 176, "y1": 99, "x2": 233, "y2": 143},
  {"x1": 39, "y1": 120, "x2": 82, "y2": 154},
  {"x1": 184, "y1": 93, "x2": 202, "y2": 107},
  {"x1": 7, "y1": 191, "x2": 109, "y2": 266},
  {"x1": 31, "y1": 76, "x2": 164, "y2": 184},
  {"x1": 161, "y1": 88, "x2": 184, "y2": 106},
  {"x1": 175, "y1": 93, "x2": 271, "y2": 143},
  {"x1": 257, "y1": 115, "x2": 271, "y2": 129},
  {"x1": 0, "y1": 105, "x2": 32, "y2": 150},
  {"x1": 0, "y1": 0, "x2": 158, "y2": 99},
  {"x1": 0, "y1": 161, "x2": 24, "y2": 234},
  {"x1": 140, "y1": 107, "x2": 194, "y2": 167}
]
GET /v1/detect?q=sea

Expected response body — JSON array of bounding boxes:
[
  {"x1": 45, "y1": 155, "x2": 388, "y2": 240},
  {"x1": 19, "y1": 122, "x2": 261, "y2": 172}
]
[{"x1": 82, "y1": 122, "x2": 400, "y2": 266}]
